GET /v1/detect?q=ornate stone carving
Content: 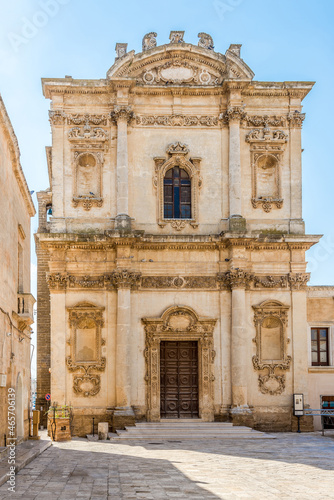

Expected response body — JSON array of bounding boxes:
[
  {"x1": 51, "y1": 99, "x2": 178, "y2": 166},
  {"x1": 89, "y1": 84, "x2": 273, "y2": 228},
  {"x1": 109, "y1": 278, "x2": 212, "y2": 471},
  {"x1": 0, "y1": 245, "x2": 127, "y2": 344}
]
[
  {"x1": 287, "y1": 111, "x2": 305, "y2": 128},
  {"x1": 252, "y1": 300, "x2": 291, "y2": 396},
  {"x1": 46, "y1": 273, "x2": 67, "y2": 290},
  {"x1": 198, "y1": 33, "x2": 214, "y2": 50},
  {"x1": 110, "y1": 105, "x2": 134, "y2": 124},
  {"x1": 142, "y1": 306, "x2": 217, "y2": 421},
  {"x1": 169, "y1": 31, "x2": 185, "y2": 44},
  {"x1": 72, "y1": 151, "x2": 104, "y2": 211},
  {"x1": 67, "y1": 303, "x2": 106, "y2": 398},
  {"x1": 154, "y1": 143, "x2": 202, "y2": 230},
  {"x1": 73, "y1": 374, "x2": 101, "y2": 397},
  {"x1": 288, "y1": 273, "x2": 310, "y2": 290},
  {"x1": 221, "y1": 106, "x2": 247, "y2": 123},
  {"x1": 246, "y1": 127, "x2": 288, "y2": 143},
  {"x1": 253, "y1": 275, "x2": 288, "y2": 288},
  {"x1": 217, "y1": 270, "x2": 253, "y2": 289},
  {"x1": 68, "y1": 126, "x2": 107, "y2": 142},
  {"x1": 142, "y1": 32, "x2": 157, "y2": 51},
  {"x1": 251, "y1": 198, "x2": 283, "y2": 213},
  {"x1": 136, "y1": 114, "x2": 219, "y2": 127},
  {"x1": 49, "y1": 110, "x2": 65, "y2": 125},
  {"x1": 68, "y1": 275, "x2": 105, "y2": 288},
  {"x1": 115, "y1": 43, "x2": 127, "y2": 59},
  {"x1": 108, "y1": 269, "x2": 142, "y2": 289},
  {"x1": 243, "y1": 115, "x2": 286, "y2": 128},
  {"x1": 72, "y1": 196, "x2": 103, "y2": 211},
  {"x1": 140, "y1": 59, "x2": 220, "y2": 86},
  {"x1": 66, "y1": 114, "x2": 109, "y2": 126},
  {"x1": 141, "y1": 276, "x2": 217, "y2": 289}
]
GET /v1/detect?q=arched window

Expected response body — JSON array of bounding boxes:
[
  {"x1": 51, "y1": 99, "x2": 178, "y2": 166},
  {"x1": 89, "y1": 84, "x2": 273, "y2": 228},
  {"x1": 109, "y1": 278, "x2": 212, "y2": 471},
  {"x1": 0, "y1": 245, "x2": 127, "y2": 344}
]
[{"x1": 163, "y1": 167, "x2": 191, "y2": 219}]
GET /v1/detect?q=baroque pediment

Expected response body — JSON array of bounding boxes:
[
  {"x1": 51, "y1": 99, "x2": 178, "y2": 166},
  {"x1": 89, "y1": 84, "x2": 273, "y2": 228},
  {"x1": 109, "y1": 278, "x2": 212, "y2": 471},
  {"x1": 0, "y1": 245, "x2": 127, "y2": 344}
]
[{"x1": 107, "y1": 43, "x2": 254, "y2": 86}]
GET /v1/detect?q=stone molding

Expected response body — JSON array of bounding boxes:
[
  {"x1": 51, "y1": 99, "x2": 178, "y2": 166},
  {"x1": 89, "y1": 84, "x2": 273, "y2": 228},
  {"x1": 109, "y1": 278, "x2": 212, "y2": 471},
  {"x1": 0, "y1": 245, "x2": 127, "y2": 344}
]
[
  {"x1": 154, "y1": 142, "x2": 202, "y2": 230},
  {"x1": 110, "y1": 105, "x2": 135, "y2": 124},
  {"x1": 142, "y1": 305, "x2": 217, "y2": 421},
  {"x1": 66, "y1": 303, "x2": 106, "y2": 397},
  {"x1": 135, "y1": 114, "x2": 219, "y2": 127},
  {"x1": 252, "y1": 300, "x2": 291, "y2": 396}
]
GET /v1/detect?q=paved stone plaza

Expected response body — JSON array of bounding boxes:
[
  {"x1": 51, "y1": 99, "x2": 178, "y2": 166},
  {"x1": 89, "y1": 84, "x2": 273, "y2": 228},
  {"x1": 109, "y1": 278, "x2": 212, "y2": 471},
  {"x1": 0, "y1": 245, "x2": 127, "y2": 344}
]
[{"x1": 0, "y1": 432, "x2": 333, "y2": 499}]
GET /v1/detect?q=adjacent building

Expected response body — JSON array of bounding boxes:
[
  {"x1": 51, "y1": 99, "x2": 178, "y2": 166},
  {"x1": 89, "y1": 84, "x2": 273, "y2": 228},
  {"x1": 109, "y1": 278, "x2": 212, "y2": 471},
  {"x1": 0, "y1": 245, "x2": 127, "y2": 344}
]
[
  {"x1": 0, "y1": 94, "x2": 35, "y2": 444},
  {"x1": 36, "y1": 32, "x2": 334, "y2": 434}
]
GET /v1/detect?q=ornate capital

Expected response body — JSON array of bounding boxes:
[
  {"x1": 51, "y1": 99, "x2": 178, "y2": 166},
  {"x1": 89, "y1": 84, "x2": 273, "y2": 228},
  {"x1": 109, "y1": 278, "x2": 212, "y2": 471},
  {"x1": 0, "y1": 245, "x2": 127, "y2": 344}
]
[
  {"x1": 110, "y1": 105, "x2": 134, "y2": 125},
  {"x1": 49, "y1": 110, "x2": 65, "y2": 126},
  {"x1": 287, "y1": 111, "x2": 305, "y2": 128},
  {"x1": 217, "y1": 270, "x2": 253, "y2": 289},
  {"x1": 142, "y1": 32, "x2": 157, "y2": 51},
  {"x1": 221, "y1": 106, "x2": 247, "y2": 123},
  {"x1": 46, "y1": 273, "x2": 67, "y2": 290},
  {"x1": 108, "y1": 269, "x2": 142, "y2": 289},
  {"x1": 288, "y1": 272, "x2": 310, "y2": 290}
]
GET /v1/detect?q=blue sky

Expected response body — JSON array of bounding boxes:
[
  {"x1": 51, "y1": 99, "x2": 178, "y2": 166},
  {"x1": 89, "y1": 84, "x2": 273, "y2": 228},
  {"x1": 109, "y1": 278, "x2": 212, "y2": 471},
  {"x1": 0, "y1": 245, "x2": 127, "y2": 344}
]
[{"x1": 1, "y1": 0, "x2": 333, "y2": 296}]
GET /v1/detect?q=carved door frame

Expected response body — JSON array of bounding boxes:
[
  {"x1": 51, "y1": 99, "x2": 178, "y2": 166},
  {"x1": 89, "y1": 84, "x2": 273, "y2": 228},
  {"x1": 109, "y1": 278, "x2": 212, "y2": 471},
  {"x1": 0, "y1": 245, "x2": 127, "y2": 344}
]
[{"x1": 142, "y1": 306, "x2": 217, "y2": 422}]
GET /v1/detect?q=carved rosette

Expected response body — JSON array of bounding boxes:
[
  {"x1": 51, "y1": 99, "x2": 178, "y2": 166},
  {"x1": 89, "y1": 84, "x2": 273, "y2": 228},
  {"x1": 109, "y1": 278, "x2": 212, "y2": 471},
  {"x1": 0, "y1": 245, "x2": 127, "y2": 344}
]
[
  {"x1": 142, "y1": 306, "x2": 217, "y2": 422},
  {"x1": 110, "y1": 105, "x2": 135, "y2": 125},
  {"x1": 252, "y1": 300, "x2": 291, "y2": 396},
  {"x1": 217, "y1": 270, "x2": 253, "y2": 290},
  {"x1": 288, "y1": 273, "x2": 310, "y2": 290},
  {"x1": 109, "y1": 269, "x2": 142, "y2": 289}
]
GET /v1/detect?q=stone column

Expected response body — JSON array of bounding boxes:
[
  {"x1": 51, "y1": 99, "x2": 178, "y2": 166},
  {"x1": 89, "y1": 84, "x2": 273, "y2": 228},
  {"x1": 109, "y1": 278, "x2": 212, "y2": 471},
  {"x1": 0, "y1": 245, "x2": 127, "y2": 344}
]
[
  {"x1": 48, "y1": 285, "x2": 67, "y2": 406},
  {"x1": 218, "y1": 270, "x2": 253, "y2": 424},
  {"x1": 111, "y1": 269, "x2": 141, "y2": 430},
  {"x1": 111, "y1": 106, "x2": 134, "y2": 231},
  {"x1": 224, "y1": 106, "x2": 246, "y2": 232},
  {"x1": 219, "y1": 289, "x2": 232, "y2": 418}
]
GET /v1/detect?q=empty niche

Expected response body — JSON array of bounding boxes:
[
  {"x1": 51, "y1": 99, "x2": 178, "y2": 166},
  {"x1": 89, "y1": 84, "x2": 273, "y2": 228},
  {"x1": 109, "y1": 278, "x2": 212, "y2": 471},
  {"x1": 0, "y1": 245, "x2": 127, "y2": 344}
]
[
  {"x1": 76, "y1": 153, "x2": 100, "y2": 198},
  {"x1": 256, "y1": 155, "x2": 278, "y2": 199},
  {"x1": 75, "y1": 317, "x2": 98, "y2": 363},
  {"x1": 260, "y1": 317, "x2": 283, "y2": 361}
]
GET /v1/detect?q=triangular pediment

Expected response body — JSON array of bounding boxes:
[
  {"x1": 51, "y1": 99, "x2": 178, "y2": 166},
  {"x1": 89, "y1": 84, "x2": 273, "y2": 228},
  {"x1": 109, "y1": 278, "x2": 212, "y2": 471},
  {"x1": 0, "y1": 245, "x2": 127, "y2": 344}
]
[{"x1": 107, "y1": 43, "x2": 254, "y2": 86}]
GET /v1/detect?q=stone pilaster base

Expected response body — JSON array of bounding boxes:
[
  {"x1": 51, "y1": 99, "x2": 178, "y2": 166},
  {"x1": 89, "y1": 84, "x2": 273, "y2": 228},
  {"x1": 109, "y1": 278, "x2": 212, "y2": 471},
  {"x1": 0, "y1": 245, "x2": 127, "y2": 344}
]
[
  {"x1": 114, "y1": 214, "x2": 132, "y2": 231},
  {"x1": 230, "y1": 406, "x2": 254, "y2": 427},
  {"x1": 229, "y1": 215, "x2": 246, "y2": 233},
  {"x1": 112, "y1": 406, "x2": 136, "y2": 432}
]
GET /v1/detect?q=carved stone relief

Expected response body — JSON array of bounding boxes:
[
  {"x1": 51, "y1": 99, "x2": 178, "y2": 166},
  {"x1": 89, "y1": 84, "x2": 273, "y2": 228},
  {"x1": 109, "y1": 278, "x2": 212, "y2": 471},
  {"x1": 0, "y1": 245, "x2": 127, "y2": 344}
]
[
  {"x1": 142, "y1": 32, "x2": 157, "y2": 51},
  {"x1": 110, "y1": 105, "x2": 135, "y2": 124},
  {"x1": 220, "y1": 106, "x2": 247, "y2": 123},
  {"x1": 139, "y1": 59, "x2": 222, "y2": 86},
  {"x1": 141, "y1": 276, "x2": 217, "y2": 289},
  {"x1": 136, "y1": 115, "x2": 219, "y2": 127},
  {"x1": 66, "y1": 303, "x2": 106, "y2": 397},
  {"x1": 198, "y1": 32, "x2": 214, "y2": 50},
  {"x1": 142, "y1": 305, "x2": 217, "y2": 421},
  {"x1": 252, "y1": 300, "x2": 291, "y2": 396},
  {"x1": 154, "y1": 142, "x2": 202, "y2": 231},
  {"x1": 169, "y1": 31, "x2": 185, "y2": 44}
]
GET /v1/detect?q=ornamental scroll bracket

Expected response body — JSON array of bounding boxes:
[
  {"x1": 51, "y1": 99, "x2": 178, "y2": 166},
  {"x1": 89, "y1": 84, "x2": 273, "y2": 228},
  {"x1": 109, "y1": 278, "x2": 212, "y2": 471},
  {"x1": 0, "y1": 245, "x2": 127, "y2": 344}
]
[
  {"x1": 252, "y1": 300, "x2": 291, "y2": 396},
  {"x1": 142, "y1": 305, "x2": 217, "y2": 422},
  {"x1": 153, "y1": 142, "x2": 202, "y2": 231}
]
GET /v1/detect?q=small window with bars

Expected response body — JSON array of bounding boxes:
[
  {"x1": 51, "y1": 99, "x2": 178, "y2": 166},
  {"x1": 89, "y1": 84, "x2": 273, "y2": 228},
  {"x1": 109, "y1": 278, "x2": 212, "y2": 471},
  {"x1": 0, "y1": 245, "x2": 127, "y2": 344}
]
[
  {"x1": 163, "y1": 167, "x2": 191, "y2": 219},
  {"x1": 311, "y1": 328, "x2": 329, "y2": 366}
]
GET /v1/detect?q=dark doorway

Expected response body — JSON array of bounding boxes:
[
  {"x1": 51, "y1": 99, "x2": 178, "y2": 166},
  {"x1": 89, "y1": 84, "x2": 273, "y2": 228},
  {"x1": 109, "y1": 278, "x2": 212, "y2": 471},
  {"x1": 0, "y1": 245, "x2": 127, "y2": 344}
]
[{"x1": 160, "y1": 341, "x2": 199, "y2": 418}]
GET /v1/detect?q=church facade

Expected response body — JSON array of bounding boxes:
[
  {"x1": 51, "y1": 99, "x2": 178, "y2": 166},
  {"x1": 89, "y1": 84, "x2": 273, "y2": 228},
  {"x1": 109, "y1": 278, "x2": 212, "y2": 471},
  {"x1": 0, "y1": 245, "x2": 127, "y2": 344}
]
[{"x1": 36, "y1": 32, "x2": 334, "y2": 434}]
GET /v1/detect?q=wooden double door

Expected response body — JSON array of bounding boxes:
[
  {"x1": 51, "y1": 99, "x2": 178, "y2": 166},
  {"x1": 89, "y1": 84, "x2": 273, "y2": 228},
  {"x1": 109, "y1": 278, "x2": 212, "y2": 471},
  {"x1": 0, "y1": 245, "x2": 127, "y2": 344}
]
[{"x1": 160, "y1": 341, "x2": 199, "y2": 418}]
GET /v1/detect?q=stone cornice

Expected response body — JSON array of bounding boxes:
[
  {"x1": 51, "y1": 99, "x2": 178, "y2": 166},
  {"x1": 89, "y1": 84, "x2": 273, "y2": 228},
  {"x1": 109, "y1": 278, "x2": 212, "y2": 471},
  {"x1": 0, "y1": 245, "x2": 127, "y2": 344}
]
[{"x1": 0, "y1": 94, "x2": 35, "y2": 217}]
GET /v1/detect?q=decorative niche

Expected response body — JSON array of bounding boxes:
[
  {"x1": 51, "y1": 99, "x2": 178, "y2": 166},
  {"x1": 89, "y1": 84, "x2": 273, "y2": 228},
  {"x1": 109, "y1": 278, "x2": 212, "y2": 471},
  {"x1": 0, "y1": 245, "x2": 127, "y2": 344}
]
[
  {"x1": 153, "y1": 142, "x2": 202, "y2": 231},
  {"x1": 252, "y1": 300, "x2": 291, "y2": 396},
  {"x1": 246, "y1": 125, "x2": 288, "y2": 213},
  {"x1": 66, "y1": 303, "x2": 106, "y2": 397},
  {"x1": 68, "y1": 119, "x2": 108, "y2": 211}
]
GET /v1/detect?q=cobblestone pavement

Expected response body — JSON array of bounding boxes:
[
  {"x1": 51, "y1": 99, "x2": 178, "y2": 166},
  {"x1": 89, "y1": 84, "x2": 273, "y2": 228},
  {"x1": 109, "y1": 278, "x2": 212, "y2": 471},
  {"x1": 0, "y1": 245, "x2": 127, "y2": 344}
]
[{"x1": 0, "y1": 432, "x2": 333, "y2": 499}]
